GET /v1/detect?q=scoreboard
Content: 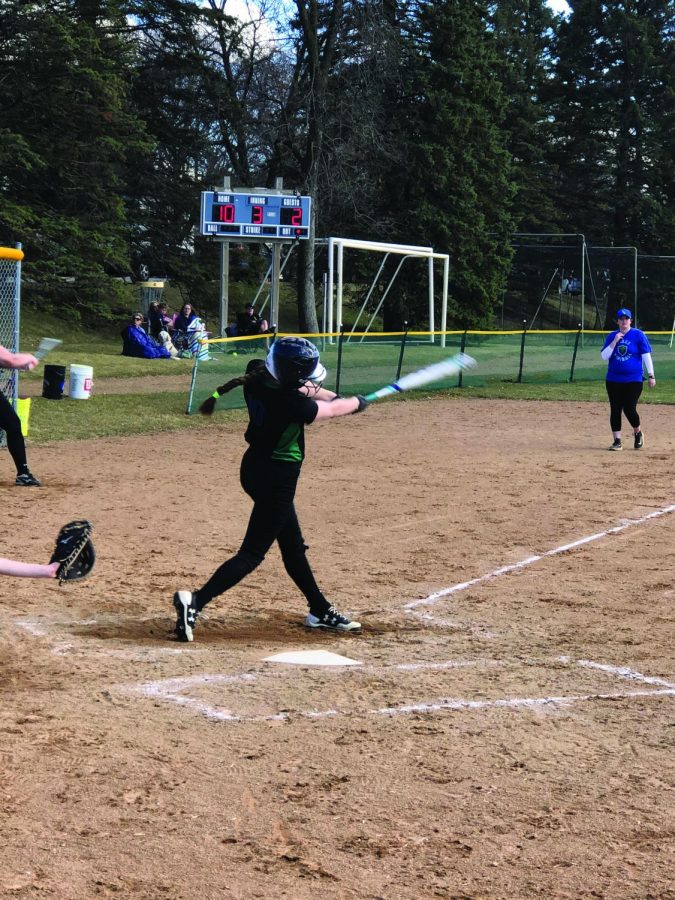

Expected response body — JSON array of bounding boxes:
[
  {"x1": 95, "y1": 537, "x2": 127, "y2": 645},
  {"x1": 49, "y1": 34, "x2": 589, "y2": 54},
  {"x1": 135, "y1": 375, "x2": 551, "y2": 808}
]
[{"x1": 200, "y1": 191, "x2": 311, "y2": 240}]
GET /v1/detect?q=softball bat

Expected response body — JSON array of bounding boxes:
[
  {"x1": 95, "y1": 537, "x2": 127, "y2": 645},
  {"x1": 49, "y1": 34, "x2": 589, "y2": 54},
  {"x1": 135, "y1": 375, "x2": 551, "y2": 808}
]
[{"x1": 364, "y1": 352, "x2": 476, "y2": 402}]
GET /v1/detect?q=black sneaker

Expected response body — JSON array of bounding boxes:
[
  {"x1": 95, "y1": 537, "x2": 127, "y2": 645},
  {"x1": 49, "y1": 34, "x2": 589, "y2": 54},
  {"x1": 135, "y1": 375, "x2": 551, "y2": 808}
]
[
  {"x1": 305, "y1": 606, "x2": 361, "y2": 633},
  {"x1": 15, "y1": 471, "x2": 41, "y2": 486},
  {"x1": 608, "y1": 439, "x2": 622, "y2": 451},
  {"x1": 173, "y1": 590, "x2": 199, "y2": 642},
  {"x1": 634, "y1": 431, "x2": 644, "y2": 450}
]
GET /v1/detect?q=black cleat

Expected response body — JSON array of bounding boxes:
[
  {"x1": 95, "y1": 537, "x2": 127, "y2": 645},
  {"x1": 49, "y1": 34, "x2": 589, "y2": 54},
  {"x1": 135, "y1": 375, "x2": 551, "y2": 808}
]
[
  {"x1": 305, "y1": 606, "x2": 361, "y2": 633},
  {"x1": 634, "y1": 431, "x2": 644, "y2": 450},
  {"x1": 15, "y1": 471, "x2": 41, "y2": 486},
  {"x1": 173, "y1": 590, "x2": 198, "y2": 642},
  {"x1": 608, "y1": 439, "x2": 622, "y2": 451}
]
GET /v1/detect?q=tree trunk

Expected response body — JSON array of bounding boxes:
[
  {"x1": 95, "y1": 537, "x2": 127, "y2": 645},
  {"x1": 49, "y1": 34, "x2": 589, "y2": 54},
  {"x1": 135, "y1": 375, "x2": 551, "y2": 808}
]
[{"x1": 297, "y1": 196, "x2": 319, "y2": 333}]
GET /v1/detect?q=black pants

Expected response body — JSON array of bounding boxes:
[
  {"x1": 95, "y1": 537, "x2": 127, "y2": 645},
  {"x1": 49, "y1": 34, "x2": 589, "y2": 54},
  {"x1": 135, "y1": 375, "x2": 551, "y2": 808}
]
[
  {"x1": 605, "y1": 380, "x2": 643, "y2": 432},
  {"x1": 195, "y1": 449, "x2": 329, "y2": 614},
  {"x1": 0, "y1": 390, "x2": 27, "y2": 473}
]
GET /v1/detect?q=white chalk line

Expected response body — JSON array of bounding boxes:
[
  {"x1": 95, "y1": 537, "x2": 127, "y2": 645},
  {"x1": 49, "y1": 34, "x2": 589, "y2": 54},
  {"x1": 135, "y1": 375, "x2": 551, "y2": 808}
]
[
  {"x1": 125, "y1": 657, "x2": 675, "y2": 725},
  {"x1": 406, "y1": 503, "x2": 675, "y2": 611},
  {"x1": 571, "y1": 658, "x2": 675, "y2": 689},
  {"x1": 375, "y1": 689, "x2": 675, "y2": 717}
]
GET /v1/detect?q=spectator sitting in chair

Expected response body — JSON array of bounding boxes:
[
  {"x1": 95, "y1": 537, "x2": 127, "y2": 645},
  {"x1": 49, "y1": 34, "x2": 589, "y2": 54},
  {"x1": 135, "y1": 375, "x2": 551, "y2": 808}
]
[
  {"x1": 146, "y1": 303, "x2": 179, "y2": 357},
  {"x1": 147, "y1": 301, "x2": 164, "y2": 339},
  {"x1": 159, "y1": 302, "x2": 175, "y2": 332},
  {"x1": 565, "y1": 273, "x2": 581, "y2": 296},
  {"x1": 236, "y1": 303, "x2": 269, "y2": 336},
  {"x1": 173, "y1": 303, "x2": 198, "y2": 333},
  {"x1": 121, "y1": 313, "x2": 172, "y2": 359}
]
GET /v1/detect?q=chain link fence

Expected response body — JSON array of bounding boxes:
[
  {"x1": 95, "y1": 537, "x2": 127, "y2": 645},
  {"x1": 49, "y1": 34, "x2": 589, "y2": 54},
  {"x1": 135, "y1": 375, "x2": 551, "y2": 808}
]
[{"x1": 0, "y1": 246, "x2": 22, "y2": 447}]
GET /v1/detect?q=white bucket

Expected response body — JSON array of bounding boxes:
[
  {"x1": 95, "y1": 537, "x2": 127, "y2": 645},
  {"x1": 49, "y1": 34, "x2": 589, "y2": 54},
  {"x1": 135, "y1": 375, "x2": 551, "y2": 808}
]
[{"x1": 69, "y1": 364, "x2": 94, "y2": 400}]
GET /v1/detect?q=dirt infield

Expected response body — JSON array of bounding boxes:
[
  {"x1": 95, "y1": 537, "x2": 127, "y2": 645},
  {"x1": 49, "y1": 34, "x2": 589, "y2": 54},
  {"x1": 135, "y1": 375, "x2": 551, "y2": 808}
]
[{"x1": 2, "y1": 398, "x2": 674, "y2": 899}]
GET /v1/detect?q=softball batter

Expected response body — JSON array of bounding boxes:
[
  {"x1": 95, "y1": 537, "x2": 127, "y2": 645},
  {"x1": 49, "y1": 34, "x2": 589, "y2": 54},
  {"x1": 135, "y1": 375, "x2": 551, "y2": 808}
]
[{"x1": 173, "y1": 336, "x2": 368, "y2": 642}]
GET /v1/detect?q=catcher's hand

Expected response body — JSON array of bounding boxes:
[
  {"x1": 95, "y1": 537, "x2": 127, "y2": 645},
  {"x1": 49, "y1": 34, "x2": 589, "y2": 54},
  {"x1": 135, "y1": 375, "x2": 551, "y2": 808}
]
[{"x1": 50, "y1": 520, "x2": 96, "y2": 585}]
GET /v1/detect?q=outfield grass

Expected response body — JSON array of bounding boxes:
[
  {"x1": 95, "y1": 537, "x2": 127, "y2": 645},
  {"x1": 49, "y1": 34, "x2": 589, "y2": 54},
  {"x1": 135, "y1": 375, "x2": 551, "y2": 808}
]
[
  {"x1": 14, "y1": 310, "x2": 674, "y2": 444},
  {"x1": 26, "y1": 391, "x2": 246, "y2": 443},
  {"x1": 20, "y1": 311, "x2": 196, "y2": 381}
]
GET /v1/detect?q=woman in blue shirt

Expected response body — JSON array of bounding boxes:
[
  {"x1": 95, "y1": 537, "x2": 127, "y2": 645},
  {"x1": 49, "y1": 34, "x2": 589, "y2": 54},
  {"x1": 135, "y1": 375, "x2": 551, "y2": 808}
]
[
  {"x1": 172, "y1": 337, "x2": 369, "y2": 642},
  {"x1": 600, "y1": 308, "x2": 656, "y2": 450}
]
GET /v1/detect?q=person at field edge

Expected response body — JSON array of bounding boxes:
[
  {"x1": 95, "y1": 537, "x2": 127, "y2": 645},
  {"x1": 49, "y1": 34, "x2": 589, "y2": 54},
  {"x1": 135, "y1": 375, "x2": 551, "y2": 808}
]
[
  {"x1": 601, "y1": 308, "x2": 655, "y2": 451},
  {"x1": 172, "y1": 336, "x2": 368, "y2": 642},
  {"x1": 236, "y1": 303, "x2": 269, "y2": 337},
  {"x1": 0, "y1": 344, "x2": 41, "y2": 486}
]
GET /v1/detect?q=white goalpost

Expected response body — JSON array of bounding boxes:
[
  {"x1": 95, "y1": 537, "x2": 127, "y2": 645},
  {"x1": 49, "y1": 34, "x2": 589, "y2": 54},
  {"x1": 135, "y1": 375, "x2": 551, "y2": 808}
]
[{"x1": 326, "y1": 237, "x2": 450, "y2": 345}]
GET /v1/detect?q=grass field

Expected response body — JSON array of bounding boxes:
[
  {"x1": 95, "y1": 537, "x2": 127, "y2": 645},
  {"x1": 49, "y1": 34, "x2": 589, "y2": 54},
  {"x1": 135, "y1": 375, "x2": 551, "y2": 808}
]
[{"x1": 13, "y1": 310, "x2": 675, "y2": 443}]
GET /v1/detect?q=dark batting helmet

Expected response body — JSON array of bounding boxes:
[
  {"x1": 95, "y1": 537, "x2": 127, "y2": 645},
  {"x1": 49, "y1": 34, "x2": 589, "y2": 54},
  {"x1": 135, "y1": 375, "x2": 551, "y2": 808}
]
[{"x1": 265, "y1": 336, "x2": 327, "y2": 389}]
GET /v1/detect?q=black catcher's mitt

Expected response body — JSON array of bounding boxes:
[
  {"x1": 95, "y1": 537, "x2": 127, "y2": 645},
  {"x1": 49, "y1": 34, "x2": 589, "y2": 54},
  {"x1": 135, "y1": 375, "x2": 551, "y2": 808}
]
[{"x1": 50, "y1": 520, "x2": 95, "y2": 585}]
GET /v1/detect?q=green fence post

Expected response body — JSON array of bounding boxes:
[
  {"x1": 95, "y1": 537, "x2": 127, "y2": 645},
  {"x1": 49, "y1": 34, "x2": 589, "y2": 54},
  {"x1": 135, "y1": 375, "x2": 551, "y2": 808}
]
[
  {"x1": 458, "y1": 329, "x2": 468, "y2": 387},
  {"x1": 395, "y1": 323, "x2": 409, "y2": 382},
  {"x1": 568, "y1": 323, "x2": 582, "y2": 382},
  {"x1": 335, "y1": 323, "x2": 345, "y2": 396},
  {"x1": 517, "y1": 320, "x2": 527, "y2": 383}
]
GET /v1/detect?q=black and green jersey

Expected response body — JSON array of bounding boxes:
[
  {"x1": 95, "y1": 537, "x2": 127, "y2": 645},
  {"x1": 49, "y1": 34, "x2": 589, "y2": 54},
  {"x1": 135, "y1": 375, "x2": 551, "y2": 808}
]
[{"x1": 243, "y1": 376, "x2": 319, "y2": 462}]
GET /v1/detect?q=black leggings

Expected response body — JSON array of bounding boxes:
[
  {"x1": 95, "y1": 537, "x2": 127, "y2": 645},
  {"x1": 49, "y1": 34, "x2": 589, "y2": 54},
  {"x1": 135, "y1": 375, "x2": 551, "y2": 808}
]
[
  {"x1": 0, "y1": 390, "x2": 27, "y2": 473},
  {"x1": 605, "y1": 380, "x2": 643, "y2": 432},
  {"x1": 195, "y1": 449, "x2": 329, "y2": 614}
]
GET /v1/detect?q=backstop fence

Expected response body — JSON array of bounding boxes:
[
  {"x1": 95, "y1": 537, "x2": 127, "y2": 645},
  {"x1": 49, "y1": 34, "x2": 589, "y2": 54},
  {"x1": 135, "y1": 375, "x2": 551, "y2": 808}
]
[
  {"x1": 500, "y1": 237, "x2": 674, "y2": 331},
  {"x1": 0, "y1": 246, "x2": 22, "y2": 446},
  {"x1": 186, "y1": 329, "x2": 675, "y2": 414}
]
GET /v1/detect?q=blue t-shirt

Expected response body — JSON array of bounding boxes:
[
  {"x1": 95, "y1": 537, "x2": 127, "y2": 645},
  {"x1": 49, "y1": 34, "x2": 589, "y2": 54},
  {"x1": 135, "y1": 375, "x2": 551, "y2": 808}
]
[{"x1": 602, "y1": 328, "x2": 651, "y2": 383}]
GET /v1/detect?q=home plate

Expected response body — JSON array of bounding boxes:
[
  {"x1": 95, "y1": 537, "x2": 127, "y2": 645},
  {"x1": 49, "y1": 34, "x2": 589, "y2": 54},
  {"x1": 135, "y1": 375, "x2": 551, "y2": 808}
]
[{"x1": 264, "y1": 650, "x2": 361, "y2": 667}]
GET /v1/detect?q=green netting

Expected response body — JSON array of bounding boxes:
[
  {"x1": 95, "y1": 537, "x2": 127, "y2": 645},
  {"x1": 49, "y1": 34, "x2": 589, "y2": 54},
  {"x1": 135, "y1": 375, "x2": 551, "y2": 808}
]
[
  {"x1": 186, "y1": 334, "x2": 273, "y2": 413},
  {"x1": 187, "y1": 330, "x2": 675, "y2": 413}
]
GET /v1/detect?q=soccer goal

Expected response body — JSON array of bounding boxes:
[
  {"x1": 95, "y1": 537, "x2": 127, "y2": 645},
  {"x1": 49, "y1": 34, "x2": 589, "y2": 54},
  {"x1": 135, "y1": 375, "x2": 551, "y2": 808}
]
[{"x1": 326, "y1": 237, "x2": 450, "y2": 345}]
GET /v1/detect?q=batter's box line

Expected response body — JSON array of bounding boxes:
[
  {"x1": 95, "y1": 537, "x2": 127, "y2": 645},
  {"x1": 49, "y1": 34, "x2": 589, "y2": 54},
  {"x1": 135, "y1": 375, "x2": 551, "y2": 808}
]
[
  {"x1": 406, "y1": 502, "x2": 675, "y2": 613},
  {"x1": 12, "y1": 615, "x2": 217, "y2": 660},
  {"x1": 122, "y1": 657, "x2": 675, "y2": 725}
]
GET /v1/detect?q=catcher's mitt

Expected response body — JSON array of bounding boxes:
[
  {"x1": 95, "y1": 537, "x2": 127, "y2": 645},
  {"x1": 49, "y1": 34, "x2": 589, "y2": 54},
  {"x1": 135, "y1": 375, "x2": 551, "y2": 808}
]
[{"x1": 50, "y1": 520, "x2": 95, "y2": 585}]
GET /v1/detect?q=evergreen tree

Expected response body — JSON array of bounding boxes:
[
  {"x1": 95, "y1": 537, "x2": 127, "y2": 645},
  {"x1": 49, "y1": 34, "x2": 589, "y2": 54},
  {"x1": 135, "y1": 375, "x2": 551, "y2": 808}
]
[
  {"x1": 550, "y1": 0, "x2": 675, "y2": 249},
  {"x1": 126, "y1": 0, "x2": 295, "y2": 309},
  {"x1": 402, "y1": 0, "x2": 516, "y2": 326},
  {"x1": 0, "y1": 0, "x2": 150, "y2": 316},
  {"x1": 490, "y1": 0, "x2": 559, "y2": 233},
  {"x1": 123, "y1": 0, "x2": 224, "y2": 299}
]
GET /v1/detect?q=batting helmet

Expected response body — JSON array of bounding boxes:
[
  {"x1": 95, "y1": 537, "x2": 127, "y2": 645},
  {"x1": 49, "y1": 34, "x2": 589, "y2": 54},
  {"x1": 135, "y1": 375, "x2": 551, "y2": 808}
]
[{"x1": 265, "y1": 337, "x2": 327, "y2": 389}]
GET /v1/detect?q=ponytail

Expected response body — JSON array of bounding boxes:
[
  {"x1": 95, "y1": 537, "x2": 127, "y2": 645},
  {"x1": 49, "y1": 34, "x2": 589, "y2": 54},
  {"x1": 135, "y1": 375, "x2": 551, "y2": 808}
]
[{"x1": 198, "y1": 359, "x2": 267, "y2": 415}]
